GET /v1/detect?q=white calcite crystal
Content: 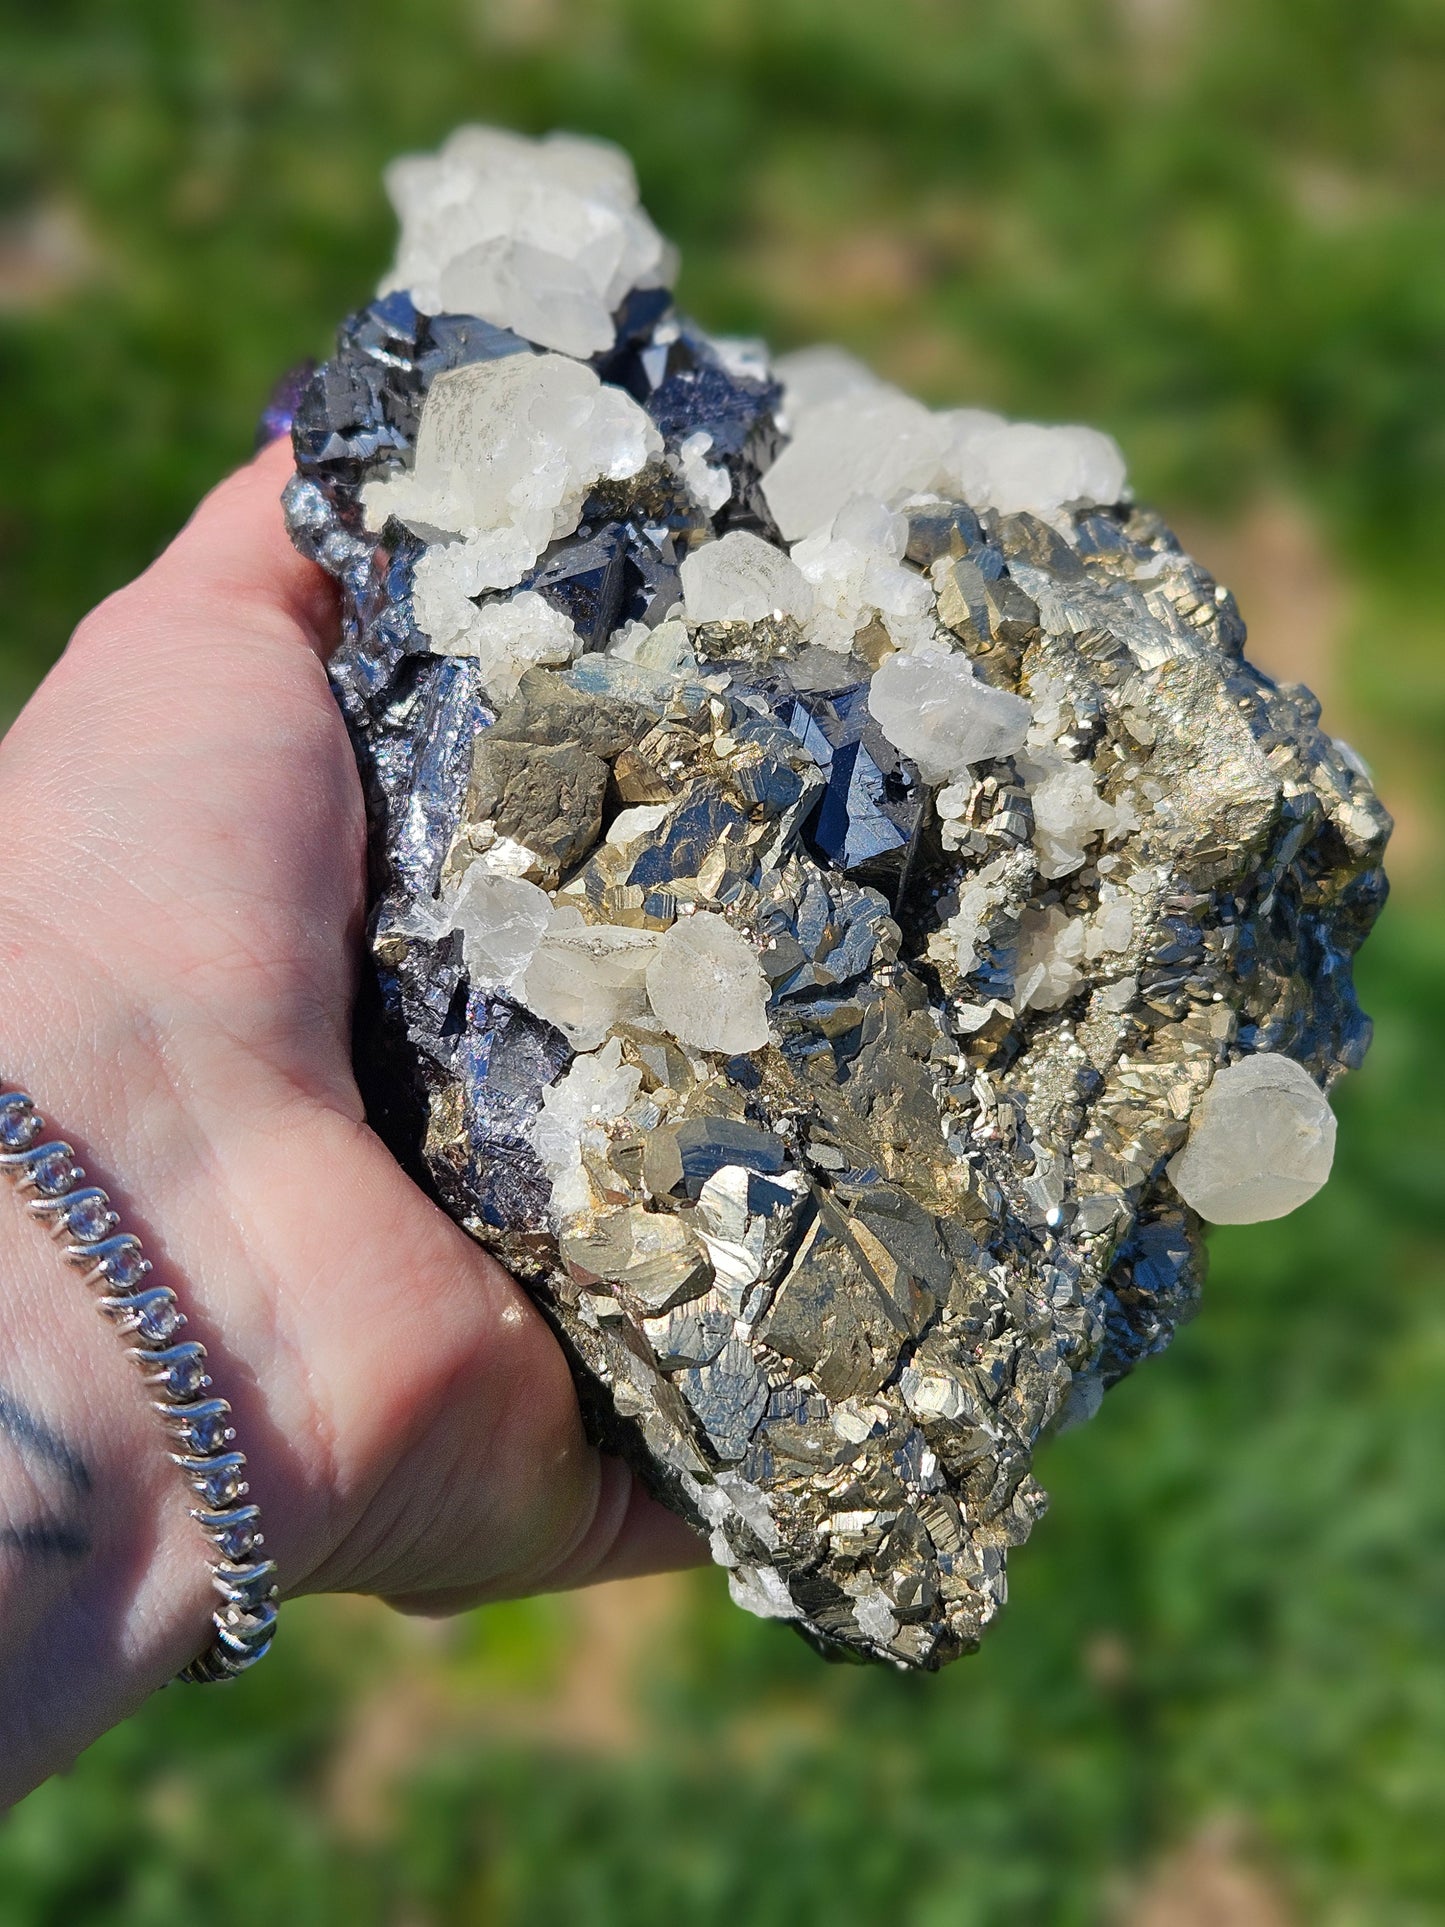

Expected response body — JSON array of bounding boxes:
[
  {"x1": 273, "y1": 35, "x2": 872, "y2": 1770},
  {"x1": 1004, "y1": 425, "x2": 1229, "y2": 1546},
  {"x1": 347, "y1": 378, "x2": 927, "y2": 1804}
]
[
  {"x1": 449, "y1": 869, "x2": 553, "y2": 989},
  {"x1": 1167, "y1": 1054, "x2": 1337, "y2": 1224},
  {"x1": 1023, "y1": 749, "x2": 1134, "y2": 879},
  {"x1": 520, "y1": 922, "x2": 659, "y2": 1051},
  {"x1": 793, "y1": 496, "x2": 938, "y2": 656},
  {"x1": 934, "y1": 406, "x2": 1008, "y2": 474},
  {"x1": 604, "y1": 802, "x2": 672, "y2": 846},
  {"x1": 943, "y1": 419, "x2": 1128, "y2": 520},
  {"x1": 646, "y1": 913, "x2": 772, "y2": 1054},
  {"x1": 1012, "y1": 904, "x2": 1088, "y2": 1012},
  {"x1": 762, "y1": 388, "x2": 948, "y2": 541},
  {"x1": 1089, "y1": 889, "x2": 1135, "y2": 957},
  {"x1": 529, "y1": 1038, "x2": 645, "y2": 1220},
  {"x1": 1011, "y1": 895, "x2": 1134, "y2": 1012},
  {"x1": 680, "y1": 529, "x2": 814, "y2": 626},
  {"x1": 419, "y1": 587, "x2": 581, "y2": 693},
  {"x1": 364, "y1": 353, "x2": 661, "y2": 604},
  {"x1": 607, "y1": 617, "x2": 696, "y2": 672},
  {"x1": 380, "y1": 126, "x2": 675, "y2": 358},
  {"x1": 868, "y1": 648, "x2": 1032, "y2": 783},
  {"x1": 774, "y1": 343, "x2": 888, "y2": 425},
  {"x1": 471, "y1": 834, "x2": 544, "y2": 879},
  {"x1": 763, "y1": 383, "x2": 1126, "y2": 539},
  {"x1": 933, "y1": 854, "x2": 1013, "y2": 975},
  {"x1": 674, "y1": 431, "x2": 733, "y2": 515}
]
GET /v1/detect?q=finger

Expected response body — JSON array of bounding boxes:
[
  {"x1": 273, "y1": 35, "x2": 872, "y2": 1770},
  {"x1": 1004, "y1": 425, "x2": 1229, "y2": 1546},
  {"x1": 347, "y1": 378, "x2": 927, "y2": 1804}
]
[
  {"x1": 106, "y1": 438, "x2": 338, "y2": 659},
  {"x1": 212, "y1": 1098, "x2": 712, "y2": 1614},
  {"x1": 383, "y1": 1465, "x2": 708, "y2": 1617},
  {"x1": 544, "y1": 1457, "x2": 710, "y2": 1593},
  {"x1": 207, "y1": 1105, "x2": 605, "y2": 1603}
]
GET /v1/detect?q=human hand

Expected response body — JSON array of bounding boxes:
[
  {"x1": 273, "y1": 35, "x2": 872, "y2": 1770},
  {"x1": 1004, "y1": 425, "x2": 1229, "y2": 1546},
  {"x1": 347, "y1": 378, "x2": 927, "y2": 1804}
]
[{"x1": 0, "y1": 436, "x2": 703, "y2": 1803}]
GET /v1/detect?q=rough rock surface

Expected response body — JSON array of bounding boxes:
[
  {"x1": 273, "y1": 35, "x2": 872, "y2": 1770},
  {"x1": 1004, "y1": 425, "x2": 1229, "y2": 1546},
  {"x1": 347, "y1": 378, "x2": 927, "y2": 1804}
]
[{"x1": 284, "y1": 127, "x2": 1390, "y2": 1670}]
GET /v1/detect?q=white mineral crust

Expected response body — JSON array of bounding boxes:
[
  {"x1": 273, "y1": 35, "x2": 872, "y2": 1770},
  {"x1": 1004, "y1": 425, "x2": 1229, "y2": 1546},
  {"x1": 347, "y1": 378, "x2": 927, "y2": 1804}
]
[
  {"x1": 379, "y1": 126, "x2": 676, "y2": 358},
  {"x1": 1167, "y1": 1053, "x2": 1337, "y2": 1224},
  {"x1": 529, "y1": 1038, "x2": 645, "y2": 1221},
  {"x1": 363, "y1": 353, "x2": 662, "y2": 600},
  {"x1": 868, "y1": 648, "x2": 1032, "y2": 783},
  {"x1": 646, "y1": 912, "x2": 772, "y2": 1054},
  {"x1": 680, "y1": 529, "x2": 814, "y2": 626}
]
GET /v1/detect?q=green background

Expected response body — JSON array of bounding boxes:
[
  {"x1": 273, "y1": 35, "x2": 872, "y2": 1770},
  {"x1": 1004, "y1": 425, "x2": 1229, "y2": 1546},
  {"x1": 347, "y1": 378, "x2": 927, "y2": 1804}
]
[{"x1": 1, "y1": 1, "x2": 1442, "y2": 1919}]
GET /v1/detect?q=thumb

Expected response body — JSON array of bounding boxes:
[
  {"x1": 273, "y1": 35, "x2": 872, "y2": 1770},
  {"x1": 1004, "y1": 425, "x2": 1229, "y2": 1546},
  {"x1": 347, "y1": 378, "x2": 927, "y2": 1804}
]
[{"x1": 227, "y1": 1096, "x2": 705, "y2": 1608}]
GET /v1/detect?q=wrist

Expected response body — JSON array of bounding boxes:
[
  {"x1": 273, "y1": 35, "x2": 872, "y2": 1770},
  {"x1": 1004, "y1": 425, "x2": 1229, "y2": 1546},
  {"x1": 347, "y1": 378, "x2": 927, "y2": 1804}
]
[
  {"x1": 0, "y1": 926, "x2": 330, "y2": 1794},
  {"x1": 0, "y1": 1165, "x2": 212, "y2": 1803},
  {"x1": 0, "y1": 896, "x2": 328, "y2": 1541}
]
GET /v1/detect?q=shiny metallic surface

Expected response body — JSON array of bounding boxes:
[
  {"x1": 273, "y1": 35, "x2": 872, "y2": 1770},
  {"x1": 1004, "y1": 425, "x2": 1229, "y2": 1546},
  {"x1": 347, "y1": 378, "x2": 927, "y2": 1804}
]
[
  {"x1": 286, "y1": 274, "x2": 1389, "y2": 1670},
  {"x1": 0, "y1": 1084, "x2": 278, "y2": 1683}
]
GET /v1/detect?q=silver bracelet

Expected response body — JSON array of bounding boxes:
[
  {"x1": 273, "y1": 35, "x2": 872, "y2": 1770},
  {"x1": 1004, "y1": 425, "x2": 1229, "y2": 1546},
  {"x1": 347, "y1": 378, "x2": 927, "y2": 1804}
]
[{"x1": 0, "y1": 1084, "x2": 278, "y2": 1683}]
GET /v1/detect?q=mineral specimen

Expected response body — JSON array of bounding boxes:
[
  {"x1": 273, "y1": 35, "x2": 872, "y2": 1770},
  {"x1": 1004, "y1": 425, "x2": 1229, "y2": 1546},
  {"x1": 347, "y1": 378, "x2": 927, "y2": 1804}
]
[{"x1": 284, "y1": 126, "x2": 1390, "y2": 1670}]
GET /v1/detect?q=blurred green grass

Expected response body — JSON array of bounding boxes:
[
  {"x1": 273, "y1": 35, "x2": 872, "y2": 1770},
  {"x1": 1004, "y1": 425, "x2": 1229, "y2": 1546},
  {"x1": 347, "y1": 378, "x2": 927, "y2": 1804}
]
[{"x1": 1, "y1": 2, "x2": 1442, "y2": 1920}]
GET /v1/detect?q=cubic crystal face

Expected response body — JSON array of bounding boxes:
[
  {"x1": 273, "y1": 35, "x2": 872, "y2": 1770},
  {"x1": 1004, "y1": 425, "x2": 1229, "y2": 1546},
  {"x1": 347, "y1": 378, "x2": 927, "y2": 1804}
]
[{"x1": 284, "y1": 126, "x2": 1390, "y2": 1671}]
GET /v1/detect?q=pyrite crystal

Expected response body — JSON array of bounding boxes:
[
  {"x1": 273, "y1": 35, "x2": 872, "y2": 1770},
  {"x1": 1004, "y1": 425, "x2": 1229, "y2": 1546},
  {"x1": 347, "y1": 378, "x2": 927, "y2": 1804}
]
[{"x1": 284, "y1": 128, "x2": 1389, "y2": 1668}]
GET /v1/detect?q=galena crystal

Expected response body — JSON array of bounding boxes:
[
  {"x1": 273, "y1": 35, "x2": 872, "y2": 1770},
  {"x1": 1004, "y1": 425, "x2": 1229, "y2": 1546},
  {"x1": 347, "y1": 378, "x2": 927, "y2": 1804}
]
[{"x1": 284, "y1": 127, "x2": 1390, "y2": 1670}]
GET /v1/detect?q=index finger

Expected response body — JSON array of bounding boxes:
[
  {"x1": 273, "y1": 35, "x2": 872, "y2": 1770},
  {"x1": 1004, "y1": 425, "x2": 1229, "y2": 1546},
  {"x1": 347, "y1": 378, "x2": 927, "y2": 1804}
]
[{"x1": 135, "y1": 437, "x2": 340, "y2": 660}]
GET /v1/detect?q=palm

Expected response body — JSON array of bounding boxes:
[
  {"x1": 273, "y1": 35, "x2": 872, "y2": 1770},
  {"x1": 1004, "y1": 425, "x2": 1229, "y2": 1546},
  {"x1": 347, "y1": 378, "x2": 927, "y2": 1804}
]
[{"x1": 0, "y1": 440, "x2": 697, "y2": 1613}]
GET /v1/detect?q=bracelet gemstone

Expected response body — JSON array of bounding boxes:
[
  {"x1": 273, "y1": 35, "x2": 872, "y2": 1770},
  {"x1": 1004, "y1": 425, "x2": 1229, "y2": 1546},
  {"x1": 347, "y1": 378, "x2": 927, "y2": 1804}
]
[{"x1": 0, "y1": 1085, "x2": 277, "y2": 1683}]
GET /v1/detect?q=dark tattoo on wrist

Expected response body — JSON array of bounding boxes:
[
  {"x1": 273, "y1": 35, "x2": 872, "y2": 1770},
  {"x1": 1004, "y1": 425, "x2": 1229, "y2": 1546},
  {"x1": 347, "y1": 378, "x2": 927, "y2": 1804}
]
[
  {"x1": 0, "y1": 1523, "x2": 91, "y2": 1558},
  {"x1": 0, "y1": 1390, "x2": 91, "y2": 1493},
  {"x1": 0, "y1": 1387, "x2": 92, "y2": 1562}
]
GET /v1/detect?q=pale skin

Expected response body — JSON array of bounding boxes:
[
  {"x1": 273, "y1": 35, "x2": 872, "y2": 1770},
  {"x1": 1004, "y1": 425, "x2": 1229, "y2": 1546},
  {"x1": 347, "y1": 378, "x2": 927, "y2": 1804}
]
[{"x1": 0, "y1": 435, "x2": 705, "y2": 1808}]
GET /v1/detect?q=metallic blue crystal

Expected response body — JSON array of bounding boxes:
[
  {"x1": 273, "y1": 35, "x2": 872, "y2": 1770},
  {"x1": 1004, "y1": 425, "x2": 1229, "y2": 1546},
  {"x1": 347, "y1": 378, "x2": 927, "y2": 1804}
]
[
  {"x1": 525, "y1": 528, "x2": 627, "y2": 648},
  {"x1": 627, "y1": 790, "x2": 750, "y2": 889},
  {"x1": 456, "y1": 992, "x2": 572, "y2": 1231},
  {"x1": 256, "y1": 359, "x2": 317, "y2": 449},
  {"x1": 368, "y1": 657, "x2": 491, "y2": 899},
  {"x1": 766, "y1": 676, "x2": 924, "y2": 896}
]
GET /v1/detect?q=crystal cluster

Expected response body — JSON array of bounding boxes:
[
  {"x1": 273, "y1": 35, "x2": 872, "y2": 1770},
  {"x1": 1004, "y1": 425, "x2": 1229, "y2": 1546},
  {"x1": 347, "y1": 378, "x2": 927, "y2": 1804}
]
[{"x1": 284, "y1": 127, "x2": 1390, "y2": 1669}]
